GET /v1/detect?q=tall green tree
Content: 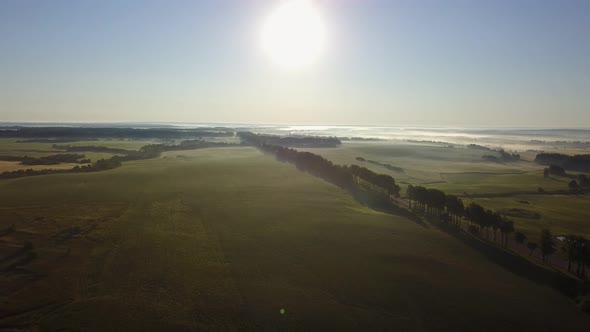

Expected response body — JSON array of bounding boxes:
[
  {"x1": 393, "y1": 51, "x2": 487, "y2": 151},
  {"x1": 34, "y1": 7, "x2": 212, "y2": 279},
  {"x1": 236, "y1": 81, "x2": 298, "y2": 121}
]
[
  {"x1": 540, "y1": 229, "x2": 556, "y2": 263},
  {"x1": 562, "y1": 235, "x2": 577, "y2": 272},
  {"x1": 527, "y1": 242, "x2": 538, "y2": 256},
  {"x1": 514, "y1": 231, "x2": 527, "y2": 245},
  {"x1": 500, "y1": 218, "x2": 514, "y2": 247}
]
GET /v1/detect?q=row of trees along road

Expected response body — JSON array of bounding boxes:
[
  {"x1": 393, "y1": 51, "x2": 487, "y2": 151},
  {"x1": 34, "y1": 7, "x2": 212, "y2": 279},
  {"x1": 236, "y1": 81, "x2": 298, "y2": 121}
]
[
  {"x1": 465, "y1": 202, "x2": 515, "y2": 246},
  {"x1": 240, "y1": 132, "x2": 589, "y2": 278},
  {"x1": 561, "y1": 235, "x2": 589, "y2": 278},
  {"x1": 407, "y1": 185, "x2": 515, "y2": 245},
  {"x1": 409, "y1": 184, "x2": 589, "y2": 277},
  {"x1": 261, "y1": 143, "x2": 401, "y2": 198}
]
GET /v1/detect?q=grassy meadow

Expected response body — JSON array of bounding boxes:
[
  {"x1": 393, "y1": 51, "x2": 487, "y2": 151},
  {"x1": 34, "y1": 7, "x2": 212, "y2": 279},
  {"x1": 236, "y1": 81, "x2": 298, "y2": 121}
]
[
  {"x1": 469, "y1": 194, "x2": 590, "y2": 239},
  {"x1": 0, "y1": 139, "x2": 158, "y2": 170},
  {"x1": 0, "y1": 138, "x2": 155, "y2": 153},
  {"x1": 1, "y1": 147, "x2": 589, "y2": 331},
  {"x1": 301, "y1": 141, "x2": 590, "y2": 238}
]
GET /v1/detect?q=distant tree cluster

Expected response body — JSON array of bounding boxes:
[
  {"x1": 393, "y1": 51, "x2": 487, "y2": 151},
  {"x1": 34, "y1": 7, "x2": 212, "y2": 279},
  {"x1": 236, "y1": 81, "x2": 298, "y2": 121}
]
[
  {"x1": 17, "y1": 138, "x2": 98, "y2": 143},
  {"x1": 543, "y1": 166, "x2": 589, "y2": 192},
  {"x1": 545, "y1": 164, "x2": 567, "y2": 177},
  {"x1": 237, "y1": 131, "x2": 341, "y2": 148},
  {"x1": 20, "y1": 154, "x2": 87, "y2": 165},
  {"x1": 513, "y1": 228, "x2": 588, "y2": 272},
  {"x1": 0, "y1": 127, "x2": 234, "y2": 139},
  {"x1": 535, "y1": 153, "x2": 590, "y2": 172},
  {"x1": 0, "y1": 168, "x2": 71, "y2": 179},
  {"x1": 365, "y1": 160, "x2": 405, "y2": 173},
  {"x1": 0, "y1": 153, "x2": 89, "y2": 166},
  {"x1": 0, "y1": 156, "x2": 25, "y2": 162},
  {"x1": 498, "y1": 149, "x2": 520, "y2": 161},
  {"x1": 482, "y1": 149, "x2": 520, "y2": 163},
  {"x1": 530, "y1": 139, "x2": 590, "y2": 149},
  {"x1": 568, "y1": 174, "x2": 590, "y2": 194},
  {"x1": 53, "y1": 144, "x2": 132, "y2": 154},
  {"x1": 482, "y1": 155, "x2": 501, "y2": 162},
  {"x1": 0, "y1": 140, "x2": 242, "y2": 180},
  {"x1": 467, "y1": 144, "x2": 493, "y2": 151},
  {"x1": 0, "y1": 154, "x2": 90, "y2": 165},
  {"x1": 92, "y1": 158, "x2": 123, "y2": 170}
]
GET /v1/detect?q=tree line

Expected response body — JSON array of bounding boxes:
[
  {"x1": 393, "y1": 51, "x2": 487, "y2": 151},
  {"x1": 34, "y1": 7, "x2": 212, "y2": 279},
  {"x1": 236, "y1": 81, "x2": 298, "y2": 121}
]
[
  {"x1": 238, "y1": 132, "x2": 401, "y2": 201},
  {"x1": 259, "y1": 143, "x2": 401, "y2": 198},
  {"x1": 561, "y1": 236, "x2": 589, "y2": 278},
  {"x1": 20, "y1": 154, "x2": 89, "y2": 165},
  {"x1": 536, "y1": 153, "x2": 590, "y2": 172},
  {"x1": 248, "y1": 134, "x2": 566, "y2": 265},
  {"x1": 359, "y1": 158, "x2": 405, "y2": 173},
  {"x1": 482, "y1": 149, "x2": 521, "y2": 163},
  {"x1": 0, "y1": 153, "x2": 90, "y2": 166},
  {"x1": 242, "y1": 131, "x2": 590, "y2": 278},
  {"x1": 237, "y1": 131, "x2": 341, "y2": 148},
  {"x1": 0, "y1": 154, "x2": 87, "y2": 164},
  {"x1": 53, "y1": 144, "x2": 132, "y2": 154},
  {"x1": 239, "y1": 133, "x2": 590, "y2": 281},
  {"x1": 241, "y1": 130, "x2": 587, "y2": 275},
  {"x1": 0, "y1": 127, "x2": 234, "y2": 139},
  {"x1": 0, "y1": 140, "x2": 242, "y2": 180},
  {"x1": 543, "y1": 165, "x2": 590, "y2": 192},
  {"x1": 407, "y1": 184, "x2": 515, "y2": 247},
  {"x1": 408, "y1": 183, "x2": 590, "y2": 276}
]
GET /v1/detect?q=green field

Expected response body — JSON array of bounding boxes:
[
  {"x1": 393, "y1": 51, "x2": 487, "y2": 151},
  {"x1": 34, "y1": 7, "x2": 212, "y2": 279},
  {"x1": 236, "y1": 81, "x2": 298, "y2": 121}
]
[
  {"x1": 470, "y1": 194, "x2": 590, "y2": 239},
  {"x1": 300, "y1": 142, "x2": 547, "y2": 189},
  {"x1": 1, "y1": 147, "x2": 588, "y2": 331},
  {"x1": 302, "y1": 141, "x2": 590, "y2": 238},
  {"x1": 0, "y1": 139, "x2": 161, "y2": 167}
]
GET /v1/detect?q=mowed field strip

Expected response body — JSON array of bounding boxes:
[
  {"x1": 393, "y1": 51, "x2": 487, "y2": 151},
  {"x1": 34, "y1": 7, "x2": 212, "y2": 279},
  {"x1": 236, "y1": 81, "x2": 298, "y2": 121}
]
[{"x1": 1, "y1": 147, "x2": 589, "y2": 331}]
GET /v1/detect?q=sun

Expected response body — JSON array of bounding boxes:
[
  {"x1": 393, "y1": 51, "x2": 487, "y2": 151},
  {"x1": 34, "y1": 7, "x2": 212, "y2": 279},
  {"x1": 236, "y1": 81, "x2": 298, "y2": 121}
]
[{"x1": 260, "y1": 0, "x2": 326, "y2": 69}]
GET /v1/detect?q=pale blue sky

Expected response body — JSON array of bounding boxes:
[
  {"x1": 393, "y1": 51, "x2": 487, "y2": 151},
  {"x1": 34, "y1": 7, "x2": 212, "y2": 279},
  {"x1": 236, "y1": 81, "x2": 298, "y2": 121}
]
[{"x1": 1, "y1": 0, "x2": 589, "y2": 126}]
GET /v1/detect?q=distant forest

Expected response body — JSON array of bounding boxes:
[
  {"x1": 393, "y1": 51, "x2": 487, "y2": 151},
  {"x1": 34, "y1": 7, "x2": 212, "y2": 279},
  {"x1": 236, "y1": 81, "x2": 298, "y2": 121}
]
[
  {"x1": 0, "y1": 127, "x2": 234, "y2": 139},
  {"x1": 237, "y1": 132, "x2": 341, "y2": 148},
  {"x1": 535, "y1": 153, "x2": 590, "y2": 172},
  {"x1": 482, "y1": 150, "x2": 521, "y2": 163}
]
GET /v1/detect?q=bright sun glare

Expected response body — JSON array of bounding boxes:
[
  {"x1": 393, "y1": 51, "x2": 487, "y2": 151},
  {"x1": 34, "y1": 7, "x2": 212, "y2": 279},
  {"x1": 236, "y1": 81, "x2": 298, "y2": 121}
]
[{"x1": 261, "y1": 0, "x2": 326, "y2": 69}]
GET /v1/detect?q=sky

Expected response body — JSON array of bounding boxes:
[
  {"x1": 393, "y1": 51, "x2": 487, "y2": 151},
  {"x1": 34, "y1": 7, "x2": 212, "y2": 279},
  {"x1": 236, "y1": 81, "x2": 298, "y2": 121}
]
[{"x1": 1, "y1": 0, "x2": 589, "y2": 127}]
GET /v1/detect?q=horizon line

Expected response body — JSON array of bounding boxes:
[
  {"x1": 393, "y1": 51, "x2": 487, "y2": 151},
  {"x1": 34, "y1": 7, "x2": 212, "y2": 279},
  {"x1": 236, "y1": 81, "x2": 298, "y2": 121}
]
[{"x1": 1, "y1": 121, "x2": 590, "y2": 131}]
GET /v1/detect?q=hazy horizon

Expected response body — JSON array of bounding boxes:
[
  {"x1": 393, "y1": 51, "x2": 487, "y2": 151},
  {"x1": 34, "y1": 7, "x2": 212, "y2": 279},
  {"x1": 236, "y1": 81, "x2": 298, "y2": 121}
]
[
  {"x1": 4, "y1": 122, "x2": 590, "y2": 152},
  {"x1": 2, "y1": 0, "x2": 589, "y2": 127}
]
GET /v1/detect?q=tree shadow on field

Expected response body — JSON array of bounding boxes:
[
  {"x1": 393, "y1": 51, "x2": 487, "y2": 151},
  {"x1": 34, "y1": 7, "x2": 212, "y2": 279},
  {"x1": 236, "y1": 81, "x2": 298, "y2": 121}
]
[
  {"x1": 438, "y1": 223, "x2": 586, "y2": 299},
  {"x1": 352, "y1": 190, "x2": 429, "y2": 228}
]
